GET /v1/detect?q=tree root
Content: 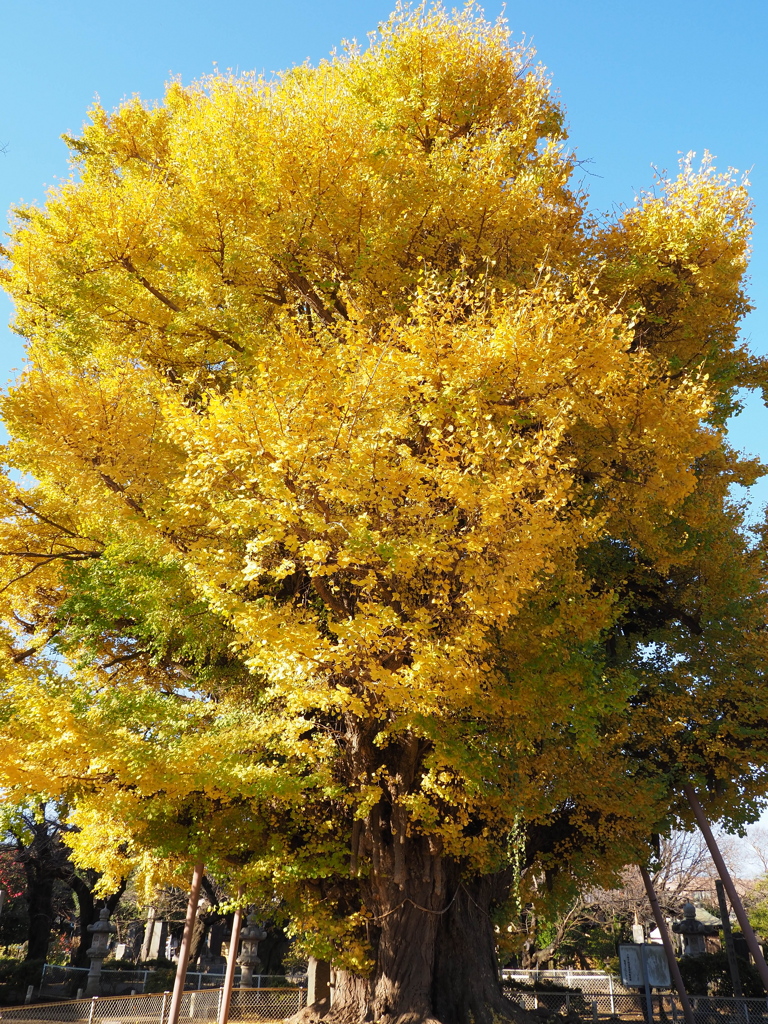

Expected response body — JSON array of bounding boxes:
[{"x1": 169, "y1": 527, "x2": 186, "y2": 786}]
[{"x1": 287, "y1": 995, "x2": 541, "y2": 1024}]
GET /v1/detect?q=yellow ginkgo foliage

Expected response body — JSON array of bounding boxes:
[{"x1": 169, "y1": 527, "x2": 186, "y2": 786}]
[{"x1": 1, "y1": 5, "x2": 767, "y2": 1024}]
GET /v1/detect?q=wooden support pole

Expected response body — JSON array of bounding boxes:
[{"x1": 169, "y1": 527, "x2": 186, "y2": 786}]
[
  {"x1": 217, "y1": 886, "x2": 245, "y2": 1024},
  {"x1": 167, "y1": 861, "x2": 205, "y2": 1024},
  {"x1": 683, "y1": 784, "x2": 768, "y2": 992},
  {"x1": 715, "y1": 879, "x2": 744, "y2": 998},
  {"x1": 639, "y1": 864, "x2": 695, "y2": 1024}
]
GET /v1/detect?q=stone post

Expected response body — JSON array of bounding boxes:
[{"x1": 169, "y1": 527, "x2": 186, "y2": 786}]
[
  {"x1": 307, "y1": 958, "x2": 331, "y2": 1008},
  {"x1": 85, "y1": 907, "x2": 117, "y2": 996},
  {"x1": 715, "y1": 880, "x2": 744, "y2": 999}
]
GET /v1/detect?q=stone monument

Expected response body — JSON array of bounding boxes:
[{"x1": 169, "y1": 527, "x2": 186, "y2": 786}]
[
  {"x1": 672, "y1": 901, "x2": 721, "y2": 956},
  {"x1": 140, "y1": 907, "x2": 168, "y2": 961},
  {"x1": 85, "y1": 907, "x2": 117, "y2": 995},
  {"x1": 237, "y1": 914, "x2": 267, "y2": 987}
]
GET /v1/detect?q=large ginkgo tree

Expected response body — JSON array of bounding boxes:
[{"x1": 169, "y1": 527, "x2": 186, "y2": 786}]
[{"x1": 1, "y1": 5, "x2": 767, "y2": 1023}]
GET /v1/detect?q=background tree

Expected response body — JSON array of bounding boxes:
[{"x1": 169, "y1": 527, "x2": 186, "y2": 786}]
[
  {"x1": 0, "y1": 804, "x2": 125, "y2": 966},
  {"x1": 67, "y1": 869, "x2": 125, "y2": 969},
  {"x1": 3, "y1": 805, "x2": 75, "y2": 963},
  {"x1": 0, "y1": 5, "x2": 766, "y2": 1024},
  {"x1": 0, "y1": 848, "x2": 30, "y2": 951},
  {"x1": 511, "y1": 831, "x2": 721, "y2": 969}
]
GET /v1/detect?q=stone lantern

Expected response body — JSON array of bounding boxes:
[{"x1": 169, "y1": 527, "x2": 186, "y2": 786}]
[
  {"x1": 672, "y1": 901, "x2": 720, "y2": 957},
  {"x1": 85, "y1": 907, "x2": 117, "y2": 995},
  {"x1": 237, "y1": 914, "x2": 267, "y2": 987}
]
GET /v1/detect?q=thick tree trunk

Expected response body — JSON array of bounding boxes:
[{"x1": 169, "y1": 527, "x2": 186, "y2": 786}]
[
  {"x1": 16, "y1": 812, "x2": 70, "y2": 963},
  {"x1": 311, "y1": 831, "x2": 521, "y2": 1024},
  {"x1": 432, "y1": 876, "x2": 518, "y2": 1024},
  {"x1": 291, "y1": 721, "x2": 529, "y2": 1024},
  {"x1": 25, "y1": 873, "x2": 55, "y2": 962},
  {"x1": 69, "y1": 874, "x2": 96, "y2": 968},
  {"x1": 332, "y1": 892, "x2": 441, "y2": 1024}
]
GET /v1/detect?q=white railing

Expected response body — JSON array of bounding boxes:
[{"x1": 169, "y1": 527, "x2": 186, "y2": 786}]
[{"x1": 502, "y1": 968, "x2": 634, "y2": 1000}]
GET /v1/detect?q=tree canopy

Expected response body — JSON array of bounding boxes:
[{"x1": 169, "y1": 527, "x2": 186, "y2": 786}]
[{"x1": 0, "y1": 5, "x2": 766, "y2": 1022}]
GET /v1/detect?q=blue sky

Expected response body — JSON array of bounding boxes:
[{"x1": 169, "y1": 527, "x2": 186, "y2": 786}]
[{"x1": 1, "y1": 0, "x2": 767, "y2": 517}]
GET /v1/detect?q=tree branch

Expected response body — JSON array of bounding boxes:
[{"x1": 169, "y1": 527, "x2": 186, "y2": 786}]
[
  {"x1": 118, "y1": 257, "x2": 244, "y2": 352},
  {"x1": 119, "y1": 257, "x2": 181, "y2": 312},
  {"x1": 286, "y1": 270, "x2": 335, "y2": 326},
  {"x1": 98, "y1": 473, "x2": 147, "y2": 516},
  {"x1": 311, "y1": 575, "x2": 350, "y2": 619},
  {"x1": 11, "y1": 497, "x2": 102, "y2": 546}
]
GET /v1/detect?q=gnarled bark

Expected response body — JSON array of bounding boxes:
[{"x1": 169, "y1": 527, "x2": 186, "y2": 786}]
[{"x1": 302, "y1": 823, "x2": 522, "y2": 1024}]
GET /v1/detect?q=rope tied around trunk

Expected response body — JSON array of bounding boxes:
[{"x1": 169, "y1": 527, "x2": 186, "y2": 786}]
[{"x1": 367, "y1": 883, "x2": 490, "y2": 921}]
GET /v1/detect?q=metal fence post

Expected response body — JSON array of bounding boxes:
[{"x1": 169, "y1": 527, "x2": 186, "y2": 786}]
[
  {"x1": 592, "y1": 1000, "x2": 598, "y2": 1023},
  {"x1": 609, "y1": 974, "x2": 615, "y2": 1016},
  {"x1": 88, "y1": 996, "x2": 98, "y2": 1024},
  {"x1": 160, "y1": 990, "x2": 169, "y2": 1024}
]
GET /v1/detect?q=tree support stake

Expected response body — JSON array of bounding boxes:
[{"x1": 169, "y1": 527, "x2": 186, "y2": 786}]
[
  {"x1": 639, "y1": 863, "x2": 695, "y2": 1024},
  {"x1": 683, "y1": 784, "x2": 768, "y2": 993},
  {"x1": 167, "y1": 861, "x2": 205, "y2": 1024},
  {"x1": 217, "y1": 885, "x2": 245, "y2": 1024}
]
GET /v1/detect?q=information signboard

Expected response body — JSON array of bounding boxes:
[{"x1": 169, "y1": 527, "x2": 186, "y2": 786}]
[
  {"x1": 619, "y1": 944, "x2": 643, "y2": 987},
  {"x1": 618, "y1": 944, "x2": 671, "y2": 989}
]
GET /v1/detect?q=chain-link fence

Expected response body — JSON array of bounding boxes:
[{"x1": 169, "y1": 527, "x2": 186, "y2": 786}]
[
  {"x1": 9, "y1": 978, "x2": 768, "y2": 1024},
  {"x1": 0, "y1": 987, "x2": 307, "y2": 1024},
  {"x1": 503, "y1": 986, "x2": 768, "y2": 1024}
]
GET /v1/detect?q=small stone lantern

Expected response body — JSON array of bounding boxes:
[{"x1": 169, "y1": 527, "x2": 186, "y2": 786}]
[
  {"x1": 237, "y1": 914, "x2": 267, "y2": 987},
  {"x1": 85, "y1": 907, "x2": 117, "y2": 995},
  {"x1": 672, "y1": 901, "x2": 720, "y2": 957}
]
